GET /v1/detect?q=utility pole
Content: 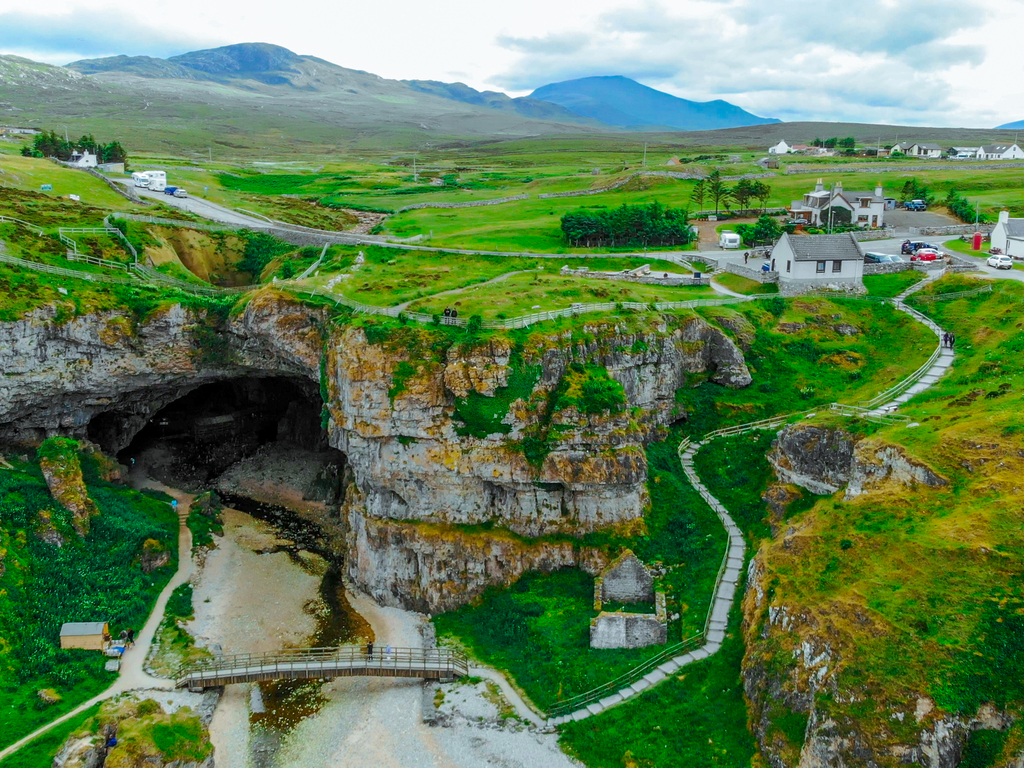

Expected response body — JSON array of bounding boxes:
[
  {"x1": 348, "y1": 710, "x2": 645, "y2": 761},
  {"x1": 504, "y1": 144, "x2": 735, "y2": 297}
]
[
  {"x1": 208, "y1": 147, "x2": 212, "y2": 163},
  {"x1": 413, "y1": 154, "x2": 418, "y2": 183},
  {"x1": 643, "y1": 142, "x2": 647, "y2": 167}
]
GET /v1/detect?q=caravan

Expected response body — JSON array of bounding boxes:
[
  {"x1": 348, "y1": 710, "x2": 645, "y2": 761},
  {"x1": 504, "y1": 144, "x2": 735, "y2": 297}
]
[
  {"x1": 143, "y1": 171, "x2": 167, "y2": 192},
  {"x1": 718, "y1": 231, "x2": 742, "y2": 249}
]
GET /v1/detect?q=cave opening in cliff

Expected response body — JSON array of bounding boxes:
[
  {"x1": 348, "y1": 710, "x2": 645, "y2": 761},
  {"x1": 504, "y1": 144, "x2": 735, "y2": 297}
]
[{"x1": 105, "y1": 376, "x2": 347, "y2": 506}]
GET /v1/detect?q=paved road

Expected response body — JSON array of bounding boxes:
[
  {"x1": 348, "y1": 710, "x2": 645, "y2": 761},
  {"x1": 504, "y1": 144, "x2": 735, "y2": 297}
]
[{"x1": 115, "y1": 182, "x2": 278, "y2": 228}]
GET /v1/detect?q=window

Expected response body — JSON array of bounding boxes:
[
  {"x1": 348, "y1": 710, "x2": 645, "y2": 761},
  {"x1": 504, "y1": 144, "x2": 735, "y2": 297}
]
[
  {"x1": 816, "y1": 260, "x2": 826, "y2": 273},
  {"x1": 786, "y1": 260, "x2": 791, "y2": 273},
  {"x1": 861, "y1": 198, "x2": 870, "y2": 207},
  {"x1": 832, "y1": 260, "x2": 842, "y2": 273}
]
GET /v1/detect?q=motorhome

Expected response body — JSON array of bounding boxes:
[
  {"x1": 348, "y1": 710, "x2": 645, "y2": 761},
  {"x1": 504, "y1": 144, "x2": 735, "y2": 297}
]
[
  {"x1": 142, "y1": 171, "x2": 167, "y2": 192},
  {"x1": 131, "y1": 172, "x2": 150, "y2": 188}
]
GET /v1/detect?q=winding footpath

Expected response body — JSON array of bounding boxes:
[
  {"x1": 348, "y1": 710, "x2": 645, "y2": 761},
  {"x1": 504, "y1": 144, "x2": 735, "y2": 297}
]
[
  {"x1": 0, "y1": 480, "x2": 195, "y2": 762},
  {"x1": 546, "y1": 270, "x2": 955, "y2": 725}
]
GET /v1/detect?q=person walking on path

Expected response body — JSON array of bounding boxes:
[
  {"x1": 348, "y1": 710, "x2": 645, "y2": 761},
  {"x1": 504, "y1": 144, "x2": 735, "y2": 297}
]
[
  {"x1": 126, "y1": 629, "x2": 135, "y2": 649},
  {"x1": 366, "y1": 640, "x2": 374, "y2": 661},
  {"x1": 744, "y1": 251, "x2": 749, "y2": 264},
  {"x1": 942, "y1": 332, "x2": 949, "y2": 348},
  {"x1": 949, "y1": 333, "x2": 956, "y2": 350}
]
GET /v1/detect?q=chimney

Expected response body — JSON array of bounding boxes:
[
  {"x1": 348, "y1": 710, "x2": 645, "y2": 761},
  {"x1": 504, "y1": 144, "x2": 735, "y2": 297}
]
[
  {"x1": 835, "y1": 181, "x2": 842, "y2": 193},
  {"x1": 875, "y1": 182, "x2": 883, "y2": 198},
  {"x1": 814, "y1": 178, "x2": 823, "y2": 192},
  {"x1": 999, "y1": 210, "x2": 1010, "y2": 224}
]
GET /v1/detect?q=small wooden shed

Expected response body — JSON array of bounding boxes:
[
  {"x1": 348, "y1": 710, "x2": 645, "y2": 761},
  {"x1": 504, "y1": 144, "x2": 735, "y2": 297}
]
[{"x1": 60, "y1": 622, "x2": 110, "y2": 651}]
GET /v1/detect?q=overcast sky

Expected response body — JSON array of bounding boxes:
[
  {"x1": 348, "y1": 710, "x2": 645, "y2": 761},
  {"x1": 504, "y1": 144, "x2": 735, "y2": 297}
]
[{"x1": 0, "y1": 0, "x2": 1020, "y2": 128}]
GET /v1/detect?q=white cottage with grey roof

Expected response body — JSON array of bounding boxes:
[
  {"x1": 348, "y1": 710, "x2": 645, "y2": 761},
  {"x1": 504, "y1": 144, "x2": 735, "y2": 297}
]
[
  {"x1": 772, "y1": 232, "x2": 865, "y2": 294},
  {"x1": 789, "y1": 180, "x2": 886, "y2": 228},
  {"x1": 991, "y1": 210, "x2": 1024, "y2": 258},
  {"x1": 979, "y1": 143, "x2": 1024, "y2": 160}
]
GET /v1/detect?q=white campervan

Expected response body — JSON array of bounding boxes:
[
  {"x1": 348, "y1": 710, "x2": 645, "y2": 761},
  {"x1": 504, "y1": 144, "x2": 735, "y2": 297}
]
[
  {"x1": 719, "y1": 231, "x2": 741, "y2": 249},
  {"x1": 143, "y1": 171, "x2": 167, "y2": 192},
  {"x1": 131, "y1": 172, "x2": 150, "y2": 188}
]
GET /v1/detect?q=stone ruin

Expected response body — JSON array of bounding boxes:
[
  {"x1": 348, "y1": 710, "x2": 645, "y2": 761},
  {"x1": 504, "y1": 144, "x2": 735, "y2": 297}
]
[{"x1": 590, "y1": 549, "x2": 667, "y2": 649}]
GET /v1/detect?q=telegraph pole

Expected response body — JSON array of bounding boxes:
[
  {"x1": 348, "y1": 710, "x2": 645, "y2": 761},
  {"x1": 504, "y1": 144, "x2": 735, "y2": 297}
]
[{"x1": 643, "y1": 142, "x2": 647, "y2": 167}]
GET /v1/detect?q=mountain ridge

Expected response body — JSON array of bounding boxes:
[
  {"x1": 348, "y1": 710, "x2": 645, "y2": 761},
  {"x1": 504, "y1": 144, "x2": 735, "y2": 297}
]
[{"x1": 529, "y1": 75, "x2": 779, "y2": 131}]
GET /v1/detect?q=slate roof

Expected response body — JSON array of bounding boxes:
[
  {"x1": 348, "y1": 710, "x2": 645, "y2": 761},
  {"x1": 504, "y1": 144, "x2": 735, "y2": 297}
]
[
  {"x1": 980, "y1": 144, "x2": 1018, "y2": 154},
  {"x1": 1005, "y1": 219, "x2": 1024, "y2": 239},
  {"x1": 785, "y1": 233, "x2": 864, "y2": 261},
  {"x1": 914, "y1": 143, "x2": 942, "y2": 151},
  {"x1": 60, "y1": 622, "x2": 108, "y2": 637}
]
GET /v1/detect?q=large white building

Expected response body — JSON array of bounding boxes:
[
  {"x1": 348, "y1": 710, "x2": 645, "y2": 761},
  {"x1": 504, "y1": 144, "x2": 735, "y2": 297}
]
[
  {"x1": 768, "y1": 140, "x2": 792, "y2": 155},
  {"x1": 67, "y1": 151, "x2": 98, "y2": 168},
  {"x1": 773, "y1": 232, "x2": 865, "y2": 293},
  {"x1": 991, "y1": 210, "x2": 1024, "y2": 258},
  {"x1": 978, "y1": 143, "x2": 1024, "y2": 160},
  {"x1": 789, "y1": 180, "x2": 886, "y2": 228}
]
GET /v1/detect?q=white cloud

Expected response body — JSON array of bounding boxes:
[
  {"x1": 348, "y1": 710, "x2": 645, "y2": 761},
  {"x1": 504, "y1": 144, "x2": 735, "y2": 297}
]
[{"x1": 0, "y1": 0, "x2": 1019, "y2": 128}]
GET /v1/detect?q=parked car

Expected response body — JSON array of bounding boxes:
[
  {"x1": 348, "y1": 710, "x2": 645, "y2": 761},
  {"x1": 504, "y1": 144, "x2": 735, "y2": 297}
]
[
  {"x1": 905, "y1": 200, "x2": 927, "y2": 211},
  {"x1": 913, "y1": 243, "x2": 940, "y2": 254},
  {"x1": 987, "y1": 254, "x2": 1013, "y2": 270},
  {"x1": 901, "y1": 240, "x2": 925, "y2": 254},
  {"x1": 163, "y1": 186, "x2": 178, "y2": 196},
  {"x1": 910, "y1": 249, "x2": 940, "y2": 261},
  {"x1": 864, "y1": 252, "x2": 903, "y2": 263},
  {"x1": 174, "y1": 189, "x2": 188, "y2": 198}
]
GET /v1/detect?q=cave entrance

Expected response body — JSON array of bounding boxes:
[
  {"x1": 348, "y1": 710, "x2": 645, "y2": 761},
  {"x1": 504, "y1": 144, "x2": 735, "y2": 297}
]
[{"x1": 111, "y1": 376, "x2": 347, "y2": 506}]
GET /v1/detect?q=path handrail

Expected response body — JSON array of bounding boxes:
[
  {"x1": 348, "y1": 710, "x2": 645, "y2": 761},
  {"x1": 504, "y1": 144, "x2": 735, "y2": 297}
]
[
  {"x1": 912, "y1": 284, "x2": 993, "y2": 302},
  {"x1": 0, "y1": 215, "x2": 45, "y2": 236}
]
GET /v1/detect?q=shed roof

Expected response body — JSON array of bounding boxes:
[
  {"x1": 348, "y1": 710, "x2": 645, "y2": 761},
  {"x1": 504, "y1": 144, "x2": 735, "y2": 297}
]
[
  {"x1": 784, "y1": 232, "x2": 864, "y2": 261},
  {"x1": 60, "y1": 621, "x2": 108, "y2": 637}
]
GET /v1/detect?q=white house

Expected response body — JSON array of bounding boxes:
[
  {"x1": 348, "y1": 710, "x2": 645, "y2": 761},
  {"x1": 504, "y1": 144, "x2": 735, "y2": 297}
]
[
  {"x1": 789, "y1": 179, "x2": 886, "y2": 228},
  {"x1": 773, "y1": 232, "x2": 865, "y2": 293},
  {"x1": 67, "y1": 151, "x2": 98, "y2": 168},
  {"x1": 768, "y1": 140, "x2": 792, "y2": 155},
  {"x1": 979, "y1": 143, "x2": 1024, "y2": 160},
  {"x1": 991, "y1": 210, "x2": 1024, "y2": 258},
  {"x1": 891, "y1": 142, "x2": 914, "y2": 155},
  {"x1": 905, "y1": 143, "x2": 941, "y2": 158}
]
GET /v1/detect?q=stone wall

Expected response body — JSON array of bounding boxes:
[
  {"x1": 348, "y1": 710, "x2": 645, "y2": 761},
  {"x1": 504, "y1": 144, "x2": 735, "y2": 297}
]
[
  {"x1": 852, "y1": 228, "x2": 897, "y2": 241},
  {"x1": 785, "y1": 162, "x2": 1024, "y2": 175},
  {"x1": 596, "y1": 550, "x2": 655, "y2": 603},
  {"x1": 590, "y1": 611, "x2": 667, "y2": 649},
  {"x1": 863, "y1": 261, "x2": 915, "y2": 275},
  {"x1": 724, "y1": 262, "x2": 779, "y2": 284},
  {"x1": 397, "y1": 193, "x2": 529, "y2": 213},
  {"x1": 909, "y1": 224, "x2": 996, "y2": 236},
  {"x1": 560, "y1": 265, "x2": 710, "y2": 287}
]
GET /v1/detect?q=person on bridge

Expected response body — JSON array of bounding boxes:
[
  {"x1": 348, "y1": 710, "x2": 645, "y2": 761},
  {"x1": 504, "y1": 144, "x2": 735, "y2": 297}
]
[
  {"x1": 366, "y1": 640, "x2": 374, "y2": 661},
  {"x1": 385, "y1": 644, "x2": 392, "y2": 660}
]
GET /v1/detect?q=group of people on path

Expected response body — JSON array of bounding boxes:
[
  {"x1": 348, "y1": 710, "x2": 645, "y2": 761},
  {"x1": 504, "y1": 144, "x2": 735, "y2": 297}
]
[{"x1": 942, "y1": 331, "x2": 957, "y2": 350}]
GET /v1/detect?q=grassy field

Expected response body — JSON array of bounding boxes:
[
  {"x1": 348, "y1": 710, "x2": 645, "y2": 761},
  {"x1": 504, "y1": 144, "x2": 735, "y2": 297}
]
[
  {"x1": 0, "y1": 704, "x2": 102, "y2": 768},
  {"x1": 405, "y1": 272, "x2": 717, "y2": 319},
  {"x1": 712, "y1": 271, "x2": 779, "y2": 295},
  {"x1": 862, "y1": 270, "x2": 926, "y2": 297},
  {"x1": 0, "y1": 153, "x2": 132, "y2": 211}
]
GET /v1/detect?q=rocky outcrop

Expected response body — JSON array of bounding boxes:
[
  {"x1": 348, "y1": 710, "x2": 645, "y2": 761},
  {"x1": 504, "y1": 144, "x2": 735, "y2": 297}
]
[
  {"x1": 39, "y1": 439, "x2": 99, "y2": 536},
  {"x1": 768, "y1": 424, "x2": 946, "y2": 499},
  {"x1": 345, "y1": 504, "x2": 607, "y2": 614}
]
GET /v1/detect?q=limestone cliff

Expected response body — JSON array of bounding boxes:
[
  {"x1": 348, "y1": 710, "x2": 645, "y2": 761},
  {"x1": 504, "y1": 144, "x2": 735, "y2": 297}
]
[{"x1": 0, "y1": 294, "x2": 751, "y2": 611}]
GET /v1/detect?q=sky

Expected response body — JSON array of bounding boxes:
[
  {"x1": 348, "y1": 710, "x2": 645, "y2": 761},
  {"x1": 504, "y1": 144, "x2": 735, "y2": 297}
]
[{"x1": 0, "y1": 0, "x2": 1020, "y2": 128}]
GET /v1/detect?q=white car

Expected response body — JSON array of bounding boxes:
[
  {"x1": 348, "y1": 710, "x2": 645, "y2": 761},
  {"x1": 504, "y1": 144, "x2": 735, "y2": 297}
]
[{"x1": 987, "y1": 254, "x2": 1013, "y2": 270}]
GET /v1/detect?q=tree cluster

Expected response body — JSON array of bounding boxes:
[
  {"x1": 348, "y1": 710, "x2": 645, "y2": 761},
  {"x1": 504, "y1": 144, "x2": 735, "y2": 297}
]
[
  {"x1": 560, "y1": 202, "x2": 696, "y2": 247},
  {"x1": 734, "y1": 214, "x2": 784, "y2": 247},
  {"x1": 945, "y1": 189, "x2": 989, "y2": 224},
  {"x1": 20, "y1": 131, "x2": 127, "y2": 164},
  {"x1": 899, "y1": 178, "x2": 935, "y2": 204},
  {"x1": 690, "y1": 170, "x2": 772, "y2": 215},
  {"x1": 811, "y1": 137, "x2": 855, "y2": 149}
]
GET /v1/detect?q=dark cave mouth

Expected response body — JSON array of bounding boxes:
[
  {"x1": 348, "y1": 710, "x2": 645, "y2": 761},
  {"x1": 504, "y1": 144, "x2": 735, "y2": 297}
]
[{"x1": 97, "y1": 376, "x2": 346, "y2": 499}]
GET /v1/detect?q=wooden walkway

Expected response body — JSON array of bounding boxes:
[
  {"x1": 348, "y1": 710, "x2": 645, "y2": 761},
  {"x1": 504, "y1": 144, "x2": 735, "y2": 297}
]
[{"x1": 176, "y1": 646, "x2": 469, "y2": 691}]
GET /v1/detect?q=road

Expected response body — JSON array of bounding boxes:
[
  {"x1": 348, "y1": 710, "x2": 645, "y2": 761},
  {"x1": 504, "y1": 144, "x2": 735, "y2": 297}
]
[{"x1": 115, "y1": 181, "x2": 280, "y2": 228}]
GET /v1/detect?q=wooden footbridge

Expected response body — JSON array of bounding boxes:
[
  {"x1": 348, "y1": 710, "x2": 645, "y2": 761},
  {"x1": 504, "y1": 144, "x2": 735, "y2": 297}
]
[{"x1": 176, "y1": 646, "x2": 469, "y2": 691}]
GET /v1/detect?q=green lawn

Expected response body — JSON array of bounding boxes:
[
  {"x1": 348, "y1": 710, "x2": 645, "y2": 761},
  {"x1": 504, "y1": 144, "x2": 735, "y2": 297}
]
[
  {"x1": 863, "y1": 270, "x2": 926, "y2": 297},
  {"x1": 0, "y1": 704, "x2": 101, "y2": 768},
  {"x1": 405, "y1": 272, "x2": 717, "y2": 319},
  {"x1": 712, "y1": 271, "x2": 778, "y2": 295}
]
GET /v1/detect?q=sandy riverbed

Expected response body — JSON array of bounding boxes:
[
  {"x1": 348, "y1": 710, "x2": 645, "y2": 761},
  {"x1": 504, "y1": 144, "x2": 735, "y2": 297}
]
[{"x1": 188, "y1": 495, "x2": 577, "y2": 768}]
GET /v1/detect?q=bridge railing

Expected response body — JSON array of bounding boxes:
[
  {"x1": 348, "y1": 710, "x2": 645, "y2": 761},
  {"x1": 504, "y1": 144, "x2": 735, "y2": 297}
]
[{"x1": 175, "y1": 645, "x2": 469, "y2": 687}]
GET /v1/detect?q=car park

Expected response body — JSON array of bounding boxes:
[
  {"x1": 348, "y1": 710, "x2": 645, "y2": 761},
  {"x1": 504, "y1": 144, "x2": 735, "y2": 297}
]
[{"x1": 987, "y1": 254, "x2": 1013, "y2": 269}]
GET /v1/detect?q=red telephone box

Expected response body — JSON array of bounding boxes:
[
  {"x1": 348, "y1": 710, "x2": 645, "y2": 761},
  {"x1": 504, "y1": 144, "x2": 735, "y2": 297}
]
[{"x1": 973, "y1": 231, "x2": 983, "y2": 251}]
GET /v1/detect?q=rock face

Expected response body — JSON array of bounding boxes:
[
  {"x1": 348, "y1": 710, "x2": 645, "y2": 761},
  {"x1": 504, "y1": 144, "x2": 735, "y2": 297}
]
[
  {"x1": 768, "y1": 424, "x2": 946, "y2": 499},
  {"x1": 0, "y1": 294, "x2": 752, "y2": 611}
]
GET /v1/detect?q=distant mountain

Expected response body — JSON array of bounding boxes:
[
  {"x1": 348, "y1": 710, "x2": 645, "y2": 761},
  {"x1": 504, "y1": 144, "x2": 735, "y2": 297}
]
[
  {"x1": 403, "y1": 80, "x2": 592, "y2": 123},
  {"x1": 996, "y1": 120, "x2": 1024, "y2": 130},
  {"x1": 529, "y1": 76, "x2": 779, "y2": 131}
]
